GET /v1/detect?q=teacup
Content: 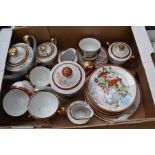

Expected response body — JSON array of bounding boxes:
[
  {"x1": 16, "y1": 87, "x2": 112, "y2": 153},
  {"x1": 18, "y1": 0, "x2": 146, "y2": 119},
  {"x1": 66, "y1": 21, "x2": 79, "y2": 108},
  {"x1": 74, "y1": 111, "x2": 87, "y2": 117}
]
[
  {"x1": 28, "y1": 91, "x2": 60, "y2": 119},
  {"x1": 67, "y1": 101, "x2": 94, "y2": 124},
  {"x1": 29, "y1": 66, "x2": 50, "y2": 87},
  {"x1": 3, "y1": 89, "x2": 30, "y2": 117},
  {"x1": 11, "y1": 80, "x2": 34, "y2": 96},
  {"x1": 79, "y1": 38, "x2": 101, "y2": 59}
]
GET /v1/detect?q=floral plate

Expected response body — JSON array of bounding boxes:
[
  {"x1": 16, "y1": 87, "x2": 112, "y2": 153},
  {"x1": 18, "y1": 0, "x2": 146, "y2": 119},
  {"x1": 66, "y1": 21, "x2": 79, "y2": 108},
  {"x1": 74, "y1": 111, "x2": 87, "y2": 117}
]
[
  {"x1": 86, "y1": 65, "x2": 137, "y2": 113},
  {"x1": 86, "y1": 84, "x2": 141, "y2": 122}
]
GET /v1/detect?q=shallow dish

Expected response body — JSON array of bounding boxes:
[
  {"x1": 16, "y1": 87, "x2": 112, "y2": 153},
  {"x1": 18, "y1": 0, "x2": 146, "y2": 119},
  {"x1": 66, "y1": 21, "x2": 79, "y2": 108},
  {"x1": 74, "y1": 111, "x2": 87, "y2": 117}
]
[
  {"x1": 78, "y1": 47, "x2": 108, "y2": 68},
  {"x1": 89, "y1": 84, "x2": 141, "y2": 122},
  {"x1": 67, "y1": 101, "x2": 94, "y2": 124},
  {"x1": 85, "y1": 65, "x2": 137, "y2": 114}
]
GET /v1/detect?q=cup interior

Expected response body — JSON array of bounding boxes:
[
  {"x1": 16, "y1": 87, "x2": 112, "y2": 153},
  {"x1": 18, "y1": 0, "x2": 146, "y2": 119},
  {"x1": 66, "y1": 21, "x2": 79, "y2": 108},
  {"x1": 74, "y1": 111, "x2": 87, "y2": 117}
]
[
  {"x1": 28, "y1": 92, "x2": 59, "y2": 118},
  {"x1": 60, "y1": 48, "x2": 76, "y2": 61},
  {"x1": 79, "y1": 38, "x2": 101, "y2": 52},
  {"x1": 3, "y1": 89, "x2": 29, "y2": 117},
  {"x1": 70, "y1": 104, "x2": 93, "y2": 119},
  {"x1": 30, "y1": 66, "x2": 50, "y2": 87}
]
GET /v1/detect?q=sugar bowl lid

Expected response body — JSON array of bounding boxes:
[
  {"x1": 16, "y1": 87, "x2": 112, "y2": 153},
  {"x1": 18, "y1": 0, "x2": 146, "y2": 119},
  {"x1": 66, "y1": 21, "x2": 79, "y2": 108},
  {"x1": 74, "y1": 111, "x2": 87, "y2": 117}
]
[
  {"x1": 49, "y1": 61, "x2": 86, "y2": 95},
  {"x1": 85, "y1": 65, "x2": 137, "y2": 113},
  {"x1": 7, "y1": 43, "x2": 34, "y2": 72},
  {"x1": 36, "y1": 42, "x2": 57, "y2": 59},
  {"x1": 109, "y1": 42, "x2": 132, "y2": 62}
]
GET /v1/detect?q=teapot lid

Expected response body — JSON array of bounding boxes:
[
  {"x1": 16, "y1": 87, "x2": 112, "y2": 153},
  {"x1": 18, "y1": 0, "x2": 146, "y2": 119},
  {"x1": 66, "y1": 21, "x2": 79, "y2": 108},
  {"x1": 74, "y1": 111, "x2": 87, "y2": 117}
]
[
  {"x1": 49, "y1": 61, "x2": 85, "y2": 95},
  {"x1": 7, "y1": 43, "x2": 34, "y2": 72},
  {"x1": 109, "y1": 42, "x2": 132, "y2": 61},
  {"x1": 36, "y1": 42, "x2": 57, "y2": 59}
]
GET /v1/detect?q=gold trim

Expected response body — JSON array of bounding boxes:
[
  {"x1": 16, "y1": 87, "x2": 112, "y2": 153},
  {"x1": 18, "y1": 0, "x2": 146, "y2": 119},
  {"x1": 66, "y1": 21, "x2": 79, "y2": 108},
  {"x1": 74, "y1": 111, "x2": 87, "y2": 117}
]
[
  {"x1": 23, "y1": 35, "x2": 30, "y2": 43},
  {"x1": 9, "y1": 48, "x2": 17, "y2": 56}
]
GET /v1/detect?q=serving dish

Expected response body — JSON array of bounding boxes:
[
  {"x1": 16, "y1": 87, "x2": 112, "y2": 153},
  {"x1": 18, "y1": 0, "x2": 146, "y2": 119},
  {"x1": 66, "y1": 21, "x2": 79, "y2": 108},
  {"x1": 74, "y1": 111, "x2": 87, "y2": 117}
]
[{"x1": 85, "y1": 65, "x2": 137, "y2": 114}]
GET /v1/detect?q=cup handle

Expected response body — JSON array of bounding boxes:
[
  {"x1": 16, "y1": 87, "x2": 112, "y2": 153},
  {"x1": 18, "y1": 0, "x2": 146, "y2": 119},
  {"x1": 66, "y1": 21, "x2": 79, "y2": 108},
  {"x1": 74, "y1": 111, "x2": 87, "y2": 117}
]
[
  {"x1": 51, "y1": 38, "x2": 57, "y2": 45},
  {"x1": 25, "y1": 74, "x2": 29, "y2": 80},
  {"x1": 79, "y1": 48, "x2": 89, "y2": 57},
  {"x1": 23, "y1": 35, "x2": 37, "y2": 54},
  {"x1": 57, "y1": 106, "x2": 66, "y2": 115}
]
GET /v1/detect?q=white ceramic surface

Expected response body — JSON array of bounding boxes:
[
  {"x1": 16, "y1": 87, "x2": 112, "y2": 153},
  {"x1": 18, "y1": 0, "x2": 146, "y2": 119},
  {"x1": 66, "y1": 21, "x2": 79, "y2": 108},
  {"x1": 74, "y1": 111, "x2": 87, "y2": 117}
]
[
  {"x1": 49, "y1": 61, "x2": 85, "y2": 96},
  {"x1": 108, "y1": 42, "x2": 132, "y2": 65},
  {"x1": 70, "y1": 103, "x2": 94, "y2": 120},
  {"x1": 58, "y1": 48, "x2": 78, "y2": 63},
  {"x1": 11, "y1": 80, "x2": 34, "y2": 95},
  {"x1": 7, "y1": 43, "x2": 34, "y2": 73},
  {"x1": 29, "y1": 66, "x2": 50, "y2": 87},
  {"x1": 67, "y1": 101, "x2": 94, "y2": 124},
  {"x1": 89, "y1": 84, "x2": 141, "y2": 122},
  {"x1": 86, "y1": 65, "x2": 137, "y2": 113},
  {"x1": 79, "y1": 38, "x2": 101, "y2": 58},
  {"x1": 3, "y1": 89, "x2": 29, "y2": 117},
  {"x1": 28, "y1": 91, "x2": 59, "y2": 119}
]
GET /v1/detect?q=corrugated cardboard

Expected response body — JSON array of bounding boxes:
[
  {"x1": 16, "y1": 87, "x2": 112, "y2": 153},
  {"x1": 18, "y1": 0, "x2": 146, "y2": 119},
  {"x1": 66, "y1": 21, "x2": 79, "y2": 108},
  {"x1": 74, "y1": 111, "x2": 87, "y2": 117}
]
[{"x1": 0, "y1": 26, "x2": 155, "y2": 128}]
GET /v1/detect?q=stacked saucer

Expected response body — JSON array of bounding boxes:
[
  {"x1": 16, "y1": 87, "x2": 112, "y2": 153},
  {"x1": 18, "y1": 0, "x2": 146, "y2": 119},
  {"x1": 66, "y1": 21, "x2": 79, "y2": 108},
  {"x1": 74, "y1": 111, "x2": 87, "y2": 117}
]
[{"x1": 85, "y1": 65, "x2": 141, "y2": 122}]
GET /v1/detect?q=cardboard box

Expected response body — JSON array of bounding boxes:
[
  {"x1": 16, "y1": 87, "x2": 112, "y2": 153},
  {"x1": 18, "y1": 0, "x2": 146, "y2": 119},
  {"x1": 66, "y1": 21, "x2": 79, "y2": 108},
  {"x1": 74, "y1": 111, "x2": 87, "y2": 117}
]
[{"x1": 0, "y1": 26, "x2": 155, "y2": 129}]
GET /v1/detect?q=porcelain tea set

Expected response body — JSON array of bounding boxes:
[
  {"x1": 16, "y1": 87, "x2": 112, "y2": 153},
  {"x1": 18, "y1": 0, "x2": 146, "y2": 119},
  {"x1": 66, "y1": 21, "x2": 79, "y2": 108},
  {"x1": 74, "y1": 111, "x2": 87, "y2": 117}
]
[{"x1": 2, "y1": 35, "x2": 141, "y2": 124}]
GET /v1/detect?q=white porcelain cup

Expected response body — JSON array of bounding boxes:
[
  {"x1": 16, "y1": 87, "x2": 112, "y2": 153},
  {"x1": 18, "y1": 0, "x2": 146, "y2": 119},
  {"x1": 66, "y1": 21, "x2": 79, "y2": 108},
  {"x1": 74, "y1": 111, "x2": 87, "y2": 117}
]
[
  {"x1": 3, "y1": 89, "x2": 30, "y2": 117},
  {"x1": 29, "y1": 66, "x2": 50, "y2": 87},
  {"x1": 79, "y1": 38, "x2": 101, "y2": 58},
  {"x1": 28, "y1": 91, "x2": 60, "y2": 119},
  {"x1": 11, "y1": 80, "x2": 34, "y2": 96}
]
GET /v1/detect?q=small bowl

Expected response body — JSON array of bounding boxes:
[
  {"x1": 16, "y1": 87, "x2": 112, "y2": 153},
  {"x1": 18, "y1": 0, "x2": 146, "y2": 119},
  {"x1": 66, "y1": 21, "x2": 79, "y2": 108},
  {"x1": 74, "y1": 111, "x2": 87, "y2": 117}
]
[
  {"x1": 3, "y1": 89, "x2": 30, "y2": 117},
  {"x1": 67, "y1": 101, "x2": 94, "y2": 124},
  {"x1": 28, "y1": 91, "x2": 60, "y2": 119},
  {"x1": 11, "y1": 80, "x2": 34, "y2": 96},
  {"x1": 29, "y1": 66, "x2": 50, "y2": 87},
  {"x1": 79, "y1": 38, "x2": 101, "y2": 58}
]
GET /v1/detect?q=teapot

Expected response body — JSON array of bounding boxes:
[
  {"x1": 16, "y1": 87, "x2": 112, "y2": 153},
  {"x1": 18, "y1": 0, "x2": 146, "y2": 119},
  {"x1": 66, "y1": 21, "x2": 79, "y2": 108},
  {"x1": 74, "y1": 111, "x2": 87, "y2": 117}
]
[{"x1": 4, "y1": 35, "x2": 37, "y2": 80}]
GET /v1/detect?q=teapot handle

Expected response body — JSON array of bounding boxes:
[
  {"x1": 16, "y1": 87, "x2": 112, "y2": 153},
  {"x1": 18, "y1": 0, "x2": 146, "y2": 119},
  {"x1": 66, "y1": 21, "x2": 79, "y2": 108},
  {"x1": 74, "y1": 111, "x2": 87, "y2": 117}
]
[{"x1": 23, "y1": 35, "x2": 37, "y2": 53}]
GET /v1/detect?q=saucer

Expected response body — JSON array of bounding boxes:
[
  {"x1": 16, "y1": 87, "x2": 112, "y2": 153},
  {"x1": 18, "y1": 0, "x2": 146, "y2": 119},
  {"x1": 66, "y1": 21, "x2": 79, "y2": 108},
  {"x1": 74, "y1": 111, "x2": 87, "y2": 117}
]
[
  {"x1": 78, "y1": 47, "x2": 108, "y2": 69},
  {"x1": 86, "y1": 84, "x2": 141, "y2": 122},
  {"x1": 85, "y1": 65, "x2": 137, "y2": 114}
]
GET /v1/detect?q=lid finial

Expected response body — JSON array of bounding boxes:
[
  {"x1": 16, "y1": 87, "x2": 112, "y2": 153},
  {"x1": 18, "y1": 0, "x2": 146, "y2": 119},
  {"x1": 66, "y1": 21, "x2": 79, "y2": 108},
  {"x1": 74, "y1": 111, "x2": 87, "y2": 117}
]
[
  {"x1": 62, "y1": 67, "x2": 72, "y2": 77},
  {"x1": 8, "y1": 48, "x2": 17, "y2": 56},
  {"x1": 118, "y1": 44, "x2": 125, "y2": 50}
]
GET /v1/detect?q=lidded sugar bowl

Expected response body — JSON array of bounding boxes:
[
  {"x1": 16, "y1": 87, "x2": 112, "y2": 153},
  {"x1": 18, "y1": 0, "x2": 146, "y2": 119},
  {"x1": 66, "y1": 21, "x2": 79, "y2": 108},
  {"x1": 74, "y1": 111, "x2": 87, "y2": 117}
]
[
  {"x1": 36, "y1": 38, "x2": 57, "y2": 65},
  {"x1": 5, "y1": 35, "x2": 37, "y2": 80},
  {"x1": 49, "y1": 61, "x2": 86, "y2": 96},
  {"x1": 108, "y1": 42, "x2": 132, "y2": 65}
]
